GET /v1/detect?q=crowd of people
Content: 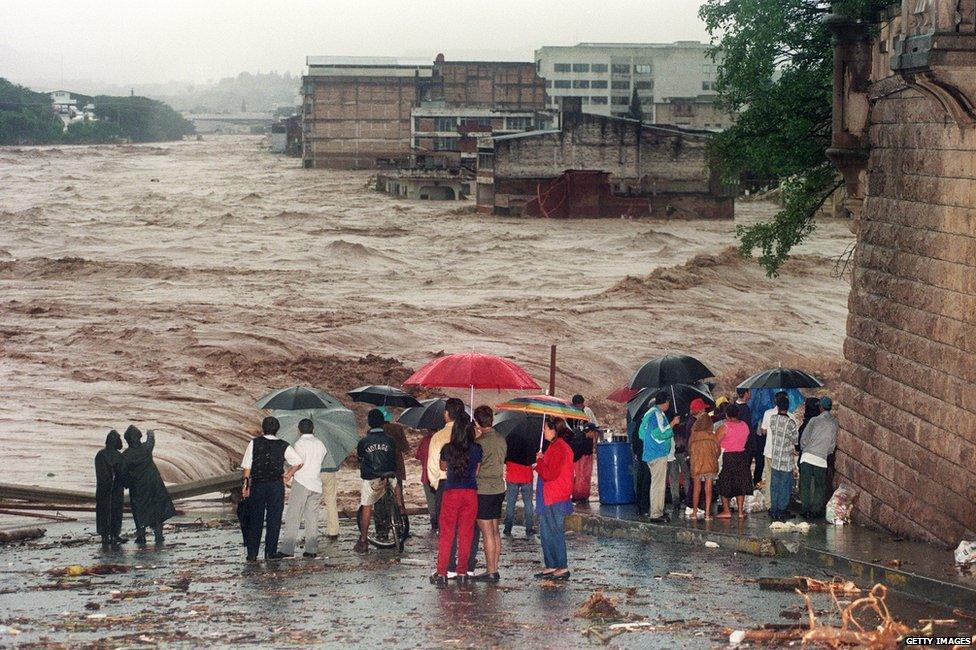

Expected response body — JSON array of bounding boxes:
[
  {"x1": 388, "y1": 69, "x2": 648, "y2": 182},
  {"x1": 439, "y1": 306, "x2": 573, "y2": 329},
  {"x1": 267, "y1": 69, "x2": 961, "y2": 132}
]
[
  {"x1": 631, "y1": 388, "x2": 838, "y2": 524},
  {"x1": 94, "y1": 386, "x2": 836, "y2": 586}
]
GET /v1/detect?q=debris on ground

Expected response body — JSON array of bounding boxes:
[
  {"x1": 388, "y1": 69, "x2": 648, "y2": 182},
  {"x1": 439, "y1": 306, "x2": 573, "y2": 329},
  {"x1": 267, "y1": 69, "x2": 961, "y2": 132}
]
[
  {"x1": 0, "y1": 526, "x2": 46, "y2": 544},
  {"x1": 704, "y1": 541, "x2": 719, "y2": 548},
  {"x1": 825, "y1": 484, "x2": 858, "y2": 525},
  {"x1": 48, "y1": 563, "x2": 130, "y2": 577},
  {"x1": 0, "y1": 625, "x2": 22, "y2": 636},
  {"x1": 576, "y1": 590, "x2": 643, "y2": 622},
  {"x1": 769, "y1": 521, "x2": 811, "y2": 533},
  {"x1": 954, "y1": 540, "x2": 975, "y2": 565},
  {"x1": 667, "y1": 571, "x2": 695, "y2": 579},
  {"x1": 757, "y1": 576, "x2": 861, "y2": 595}
]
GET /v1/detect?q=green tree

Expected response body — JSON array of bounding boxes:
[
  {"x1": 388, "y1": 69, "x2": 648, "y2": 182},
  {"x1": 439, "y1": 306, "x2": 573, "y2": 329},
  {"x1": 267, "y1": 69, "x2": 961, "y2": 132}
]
[
  {"x1": 0, "y1": 78, "x2": 64, "y2": 145},
  {"x1": 93, "y1": 95, "x2": 194, "y2": 142},
  {"x1": 698, "y1": 0, "x2": 887, "y2": 275},
  {"x1": 628, "y1": 87, "x2": 643, "y2": 122}
]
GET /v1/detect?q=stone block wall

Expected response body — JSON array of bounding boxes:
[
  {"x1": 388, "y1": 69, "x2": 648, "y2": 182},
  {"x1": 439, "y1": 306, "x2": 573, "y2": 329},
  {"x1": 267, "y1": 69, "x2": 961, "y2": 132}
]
[{"x1": 830, "y1": 3, "x2": 976, "y2": 545}]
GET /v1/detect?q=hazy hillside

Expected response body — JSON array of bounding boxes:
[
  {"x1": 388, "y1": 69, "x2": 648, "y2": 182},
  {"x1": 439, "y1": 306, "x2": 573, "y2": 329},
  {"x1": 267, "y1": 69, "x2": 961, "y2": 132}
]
[{"x1": 155, "y1": 71, "x2": 300, "y2": 113}]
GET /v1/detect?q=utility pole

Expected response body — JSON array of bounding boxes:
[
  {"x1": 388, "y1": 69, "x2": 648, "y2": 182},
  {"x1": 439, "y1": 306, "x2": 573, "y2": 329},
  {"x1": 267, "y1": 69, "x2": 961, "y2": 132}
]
[{"x1": 548, "y1": 345, "x2": 557, "y2": 396}]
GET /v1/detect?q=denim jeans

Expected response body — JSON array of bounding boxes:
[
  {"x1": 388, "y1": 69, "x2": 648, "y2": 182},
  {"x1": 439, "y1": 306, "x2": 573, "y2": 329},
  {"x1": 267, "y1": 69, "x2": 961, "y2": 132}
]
[
  {"x1": 538, "y1": 501, "x2": 568, "y2": 569},
  {"x1": 503, "y1": 481, "x2": 534, "y2": 532},
  {"x1": 770, "y1": 468, "x2": 793, "y2": 517}
]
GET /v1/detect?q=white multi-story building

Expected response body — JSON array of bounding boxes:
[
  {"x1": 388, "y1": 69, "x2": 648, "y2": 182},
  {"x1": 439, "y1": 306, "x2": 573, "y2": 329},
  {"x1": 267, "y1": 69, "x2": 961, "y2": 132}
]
[{"x1": 534, "y1": 42, "x2": 725, "y2": 126}]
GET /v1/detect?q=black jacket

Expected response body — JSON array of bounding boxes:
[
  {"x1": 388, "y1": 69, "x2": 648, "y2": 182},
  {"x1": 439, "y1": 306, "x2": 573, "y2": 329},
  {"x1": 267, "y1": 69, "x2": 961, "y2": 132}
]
[
  {"x1": 504, "y1": 428, "x2": 539, "y2": 467},
  {"x1": 357, "y1": 428, "x2": 396, "y2": 480}
]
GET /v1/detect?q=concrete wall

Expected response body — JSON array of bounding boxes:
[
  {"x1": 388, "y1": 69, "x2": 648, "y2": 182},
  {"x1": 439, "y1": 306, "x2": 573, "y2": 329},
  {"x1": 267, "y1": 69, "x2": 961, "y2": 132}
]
[
  {"x1": 487, "y1": 111, "x2": 731, "y2": 218},
  {"x1": 827, "y1": 1, "x2": 976, "y2": 546},
  {"x1": 436, "y1": 62, "x2": 545, "y2": 109}
]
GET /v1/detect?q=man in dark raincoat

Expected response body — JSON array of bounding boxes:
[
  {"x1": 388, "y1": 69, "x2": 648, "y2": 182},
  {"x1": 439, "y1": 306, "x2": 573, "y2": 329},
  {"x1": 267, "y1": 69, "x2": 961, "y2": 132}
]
[
  {"x1": 94, "y1": 429, "x2": 126, "y2": 545},
  {"x1": 121, "y1": 425, "x2": 176, "y2": 544}
]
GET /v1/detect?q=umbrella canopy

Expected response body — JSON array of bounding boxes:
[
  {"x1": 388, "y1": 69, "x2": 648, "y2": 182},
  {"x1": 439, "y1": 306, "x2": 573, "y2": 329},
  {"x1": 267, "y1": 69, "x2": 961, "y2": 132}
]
[
  {"x1": 397, "y1": 398, "x2": 470, "y2": 431},
  {"x1": 404, "y1": 353, "x2": 540, "y2": 391},
  {"x1": 272, "y1": 407, "x2": 359, "y2": 471},
  {"x1": 492, "y1": 409, "x2": 545, "y2": 439},
  {"x1": 255, "y1": 386, "x2": 343, "y2": 411},
  {"x1": 606, "y1": 386, "x2": 641, "y2": 403},
  {"x1": 737, "y1": 368, "x2": 823, "y2": 390},
  {"x1": 629, "y1": 354, "x2": 714, "y2": 390},
  {"x1": 495, "y1": 395, "x2": 590, "y2": 421},
  {"x1": 627, "y1": 384, "x2": 716, "y2": 421},
  {"x1": 347, "y1": 385, "x2": 421, "y2": 409}
]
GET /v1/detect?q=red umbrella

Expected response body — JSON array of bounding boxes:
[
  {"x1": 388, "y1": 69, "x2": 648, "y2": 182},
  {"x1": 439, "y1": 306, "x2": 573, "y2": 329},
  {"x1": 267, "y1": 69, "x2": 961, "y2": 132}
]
[
  {"x1": 404, "y1": 352, "x2": 541, "y2": 405},
  {"x1": 606, "y1": 386, "x2": 641, "y2": 403}
]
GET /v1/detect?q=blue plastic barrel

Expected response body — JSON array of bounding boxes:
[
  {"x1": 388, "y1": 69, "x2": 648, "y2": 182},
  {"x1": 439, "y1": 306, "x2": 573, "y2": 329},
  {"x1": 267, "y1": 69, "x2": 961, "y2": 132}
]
[{"x1": 596, "y1": 441, "x2": 636, "y2": 505}]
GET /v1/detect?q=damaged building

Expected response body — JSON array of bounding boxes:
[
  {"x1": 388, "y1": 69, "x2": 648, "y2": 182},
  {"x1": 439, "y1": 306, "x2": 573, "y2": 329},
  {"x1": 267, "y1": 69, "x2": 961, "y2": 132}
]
[
  {"x1": 301, "y1": 55, "x2": 548, "y2": 169},
  {"x1": 476, "y1": 97, "x2": 733, "y2": 219}
]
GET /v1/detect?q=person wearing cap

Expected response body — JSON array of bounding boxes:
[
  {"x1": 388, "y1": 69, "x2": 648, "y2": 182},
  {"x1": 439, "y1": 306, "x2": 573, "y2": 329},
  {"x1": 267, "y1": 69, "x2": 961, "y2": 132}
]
[{"x1": 797, "y1": 397, "x2": 838, "y2": 519}]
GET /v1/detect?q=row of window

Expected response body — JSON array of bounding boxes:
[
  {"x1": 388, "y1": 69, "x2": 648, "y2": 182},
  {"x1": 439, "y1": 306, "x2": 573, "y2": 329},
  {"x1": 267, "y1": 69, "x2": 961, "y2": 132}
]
[
  {"x1": 549, "y1": 79, "x2": 654, "y2": 90},
  {"x1": 547, "y1": 95, "x2": 655, "y2": 107},
  {"x1": 417, "y1": 116, "x2": 534, "y2": 132},
  {"x1": 551, "y1": 63, "x2": 653, "y2": 74}
]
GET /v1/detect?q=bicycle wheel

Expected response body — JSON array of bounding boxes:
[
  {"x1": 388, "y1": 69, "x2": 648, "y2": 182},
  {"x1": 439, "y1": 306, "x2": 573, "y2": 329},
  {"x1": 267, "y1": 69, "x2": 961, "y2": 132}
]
[
  {"x1": 389, "y1": 496, "x2": 406, "y2": 552},
  {"x1": 366, "y1": 490, "x2": 397, "y2": 549}
]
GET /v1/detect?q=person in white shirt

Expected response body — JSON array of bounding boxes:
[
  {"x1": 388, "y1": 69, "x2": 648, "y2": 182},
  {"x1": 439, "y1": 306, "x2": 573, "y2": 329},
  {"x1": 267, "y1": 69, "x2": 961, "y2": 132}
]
[
  {"x1": 759, "y1": 391, "x2": 793, "y2": 505},
  {"x1": 280, "y1": 419, "x2": 329, "y2": 558}
]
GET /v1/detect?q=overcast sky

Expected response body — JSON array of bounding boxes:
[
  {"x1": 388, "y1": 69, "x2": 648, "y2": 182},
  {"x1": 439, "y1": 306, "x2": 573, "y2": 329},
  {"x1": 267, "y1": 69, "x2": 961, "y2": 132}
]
[{"x1": 1, "y1": 0, "x2": 711, "y2": 88}]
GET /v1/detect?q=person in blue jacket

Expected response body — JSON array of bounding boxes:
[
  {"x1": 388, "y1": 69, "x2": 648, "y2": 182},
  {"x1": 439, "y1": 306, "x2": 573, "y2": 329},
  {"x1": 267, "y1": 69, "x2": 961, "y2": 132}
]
[{"x1": 640, "y1": 391, "x2": 680, "y2": 523}]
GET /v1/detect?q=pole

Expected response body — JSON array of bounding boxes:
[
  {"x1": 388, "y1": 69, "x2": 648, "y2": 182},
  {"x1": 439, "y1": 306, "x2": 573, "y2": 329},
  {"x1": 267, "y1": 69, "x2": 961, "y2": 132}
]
[
  {"x1": 470, "y1": 385, "x2": 474, "y2": 409},
  {"x1": 548, "y1": 345, "x2": 557, "y2": 396}
]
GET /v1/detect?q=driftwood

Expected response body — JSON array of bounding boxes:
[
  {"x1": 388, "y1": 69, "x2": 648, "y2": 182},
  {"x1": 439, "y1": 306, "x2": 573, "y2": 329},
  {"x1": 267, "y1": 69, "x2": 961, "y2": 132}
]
[{"x1": 0, "y1": 526, "x2": 46, "y2": 544}]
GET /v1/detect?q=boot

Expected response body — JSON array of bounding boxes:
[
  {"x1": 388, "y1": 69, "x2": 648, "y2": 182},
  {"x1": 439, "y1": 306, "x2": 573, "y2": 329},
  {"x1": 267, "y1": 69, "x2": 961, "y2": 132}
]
[{"x1": 134, "y1": 528, "x2": 147, "y2": 545}]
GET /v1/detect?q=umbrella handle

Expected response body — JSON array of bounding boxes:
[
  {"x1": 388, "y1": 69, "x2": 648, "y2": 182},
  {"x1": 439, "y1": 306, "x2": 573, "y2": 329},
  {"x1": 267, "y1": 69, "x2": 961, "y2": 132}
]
[{"x1": 538, "y1": 413, "x2": 546, "y2": 457}]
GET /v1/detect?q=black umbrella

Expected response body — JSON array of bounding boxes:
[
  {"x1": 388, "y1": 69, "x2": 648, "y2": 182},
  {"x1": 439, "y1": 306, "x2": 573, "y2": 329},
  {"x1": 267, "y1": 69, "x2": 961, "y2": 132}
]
[
  {"x1": 492, "y1": 409, "x2": 545, "y2": 439},
  {"x1": 627, "y1": 383, "x2": 715, "y2": 421},
  {"x1": 397, "y1": 399, "x2": 471, "y2": 430},
  {"x1": 629, "y1": 354, "x2": 714, "y2": 389},
  {"x1": 348, "y1": 385, "x2": 422, "y2": 408},
  {"x1": 737, "y1": 368, "x2": 823, "y2": 390},
  {"x1": 255, "y1": 386, "x2": 343, "y2": 411}
]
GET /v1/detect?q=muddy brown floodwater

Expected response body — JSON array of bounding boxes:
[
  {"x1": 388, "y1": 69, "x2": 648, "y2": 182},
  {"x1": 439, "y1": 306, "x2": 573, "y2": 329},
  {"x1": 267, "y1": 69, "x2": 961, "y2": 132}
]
[{"x1": 0, "y1": 135, "x2": 854, "y2": 503}]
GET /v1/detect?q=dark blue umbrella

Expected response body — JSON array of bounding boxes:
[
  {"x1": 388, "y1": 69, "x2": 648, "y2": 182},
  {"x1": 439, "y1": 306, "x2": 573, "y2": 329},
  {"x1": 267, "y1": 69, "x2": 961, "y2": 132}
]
[{"x1": 629, "y1": 354, "x2": 713, "y2": 390}]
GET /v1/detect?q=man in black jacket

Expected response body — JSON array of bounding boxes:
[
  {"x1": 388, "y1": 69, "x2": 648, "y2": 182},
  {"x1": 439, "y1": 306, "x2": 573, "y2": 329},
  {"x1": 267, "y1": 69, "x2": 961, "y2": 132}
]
[{"x1": 355, "y1": 409, "x2": 397, "y2": 554}]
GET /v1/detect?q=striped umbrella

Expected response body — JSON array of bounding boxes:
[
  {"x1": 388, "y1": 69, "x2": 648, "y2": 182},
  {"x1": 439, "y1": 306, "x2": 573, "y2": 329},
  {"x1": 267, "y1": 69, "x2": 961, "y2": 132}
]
[{"x1": 495, "y1": 395, "x2": 590, "y2": 420}]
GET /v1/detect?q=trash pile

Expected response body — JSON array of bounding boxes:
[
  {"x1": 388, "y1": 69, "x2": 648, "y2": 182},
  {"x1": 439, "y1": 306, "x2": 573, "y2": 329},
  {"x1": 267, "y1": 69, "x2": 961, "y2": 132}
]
[
  {"x1": 954, "y1": 541, "x2": 975, "y2": 567},
  {"x1": 576, "y1": 590, "x2": 642, "y2": 623},
  {"x1": 825, "y1": 484, "x2": 858, "y2": 525},
  {"x1": 769, "y1": 520, "x2": 812, "y2": 534}
]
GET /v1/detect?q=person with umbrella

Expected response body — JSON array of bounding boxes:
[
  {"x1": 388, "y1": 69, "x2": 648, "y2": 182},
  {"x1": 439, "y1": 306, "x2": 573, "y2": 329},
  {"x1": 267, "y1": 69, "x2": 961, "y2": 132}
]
[
  {"x1": 638, "y1": 391, "x2": 680, "y2": 523},
  {"x1": 687, "y1": 400, "x2": 720, "y2": 520},
  {"x1": 94, "y1": 429, "x2": 126, "y2": 546},
  {"x1": 121, "y1": 425, "x2": 177, "y2": 545},
  {"x1": 798, "y1": 397, "x2": 838, "y2": 520},
  {"x1": 534, "y1": 417, "x2": 574, "y2": 581},
  {"x1": 241, "y1": 416, "x2": 303, "y2": 561},
  {"x1": 280, "y1": 418, "x2": 329, "y2": 558},
  {"x1": 767, "y1": 393, "x2": 800, "y2": 521},
  {"x1": 501, "y1": 415, "x2": 539, "y2": 537},
  {"x1": 715, "y1": 403, "x2": 752, "y2": 519}
]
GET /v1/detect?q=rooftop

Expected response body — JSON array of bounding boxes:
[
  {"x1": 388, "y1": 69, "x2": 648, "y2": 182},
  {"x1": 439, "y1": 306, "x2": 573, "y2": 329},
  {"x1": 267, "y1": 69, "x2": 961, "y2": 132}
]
[
  {"x1": 306, "y1": 55, "x2": 433, "y2": 68},
  {"x1": 538, "y1": 41, "x2": 710, "y2": 50}
]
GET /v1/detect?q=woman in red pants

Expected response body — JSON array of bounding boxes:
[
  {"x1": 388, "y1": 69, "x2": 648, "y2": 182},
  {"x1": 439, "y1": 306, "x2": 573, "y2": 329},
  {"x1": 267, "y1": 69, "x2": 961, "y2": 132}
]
[{"x1": 430, "y1": 411, "x2": 482, "y2": 588}]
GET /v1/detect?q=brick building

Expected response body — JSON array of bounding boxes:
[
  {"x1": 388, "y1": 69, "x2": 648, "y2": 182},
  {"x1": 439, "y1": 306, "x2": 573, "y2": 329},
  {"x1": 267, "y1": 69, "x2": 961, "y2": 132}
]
[
  {"x1": 301, "y1": 55, "x2": 547, "y2": 169},
  {"x1": 477, "y1": 98, "x2": 733, "y2": 218},
  {"x1": 826, "y1": 0, "x2": 976, "y2": 546}
]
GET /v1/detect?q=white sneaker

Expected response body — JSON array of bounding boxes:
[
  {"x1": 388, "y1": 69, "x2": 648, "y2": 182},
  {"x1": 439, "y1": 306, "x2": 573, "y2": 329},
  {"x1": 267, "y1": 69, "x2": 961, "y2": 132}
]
[
  {"x1": 447, "y1": 571, "x2": 458, "y2": 579},
  {"x1": 684, "y1": 507, "x2": 694, "y2": 517}
]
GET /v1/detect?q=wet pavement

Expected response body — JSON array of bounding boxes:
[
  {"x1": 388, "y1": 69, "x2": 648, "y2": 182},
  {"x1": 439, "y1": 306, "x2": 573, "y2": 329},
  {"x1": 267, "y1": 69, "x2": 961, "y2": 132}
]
[{"x1": 1, "y1": 512, "x2": 973, "y2": 648}]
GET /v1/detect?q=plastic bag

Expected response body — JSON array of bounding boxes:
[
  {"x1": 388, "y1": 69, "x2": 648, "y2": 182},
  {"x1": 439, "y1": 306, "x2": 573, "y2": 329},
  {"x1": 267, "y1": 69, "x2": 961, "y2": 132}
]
[
  {"x1": 955, "y1": 540, "x2": 976, "y2": 565},
  {"x1": 744, "y1": 489, "x2": 766, "y2": 513},
  {"x1": 825, "y1": 484, "x2": 858, "y2": 524}
]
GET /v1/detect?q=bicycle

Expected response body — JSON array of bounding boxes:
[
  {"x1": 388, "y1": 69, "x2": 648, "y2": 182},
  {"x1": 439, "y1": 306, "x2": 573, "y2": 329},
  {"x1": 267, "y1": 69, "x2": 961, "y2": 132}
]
[{"x1": 358, "y1": 473, "x2": 408, "y2": 552}]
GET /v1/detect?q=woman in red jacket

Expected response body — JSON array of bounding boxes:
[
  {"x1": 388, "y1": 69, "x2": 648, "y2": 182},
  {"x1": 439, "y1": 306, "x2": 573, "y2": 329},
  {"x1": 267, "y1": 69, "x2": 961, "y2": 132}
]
[{"x1": 534, "y1": 417, "x2": 574, "y2": 581}]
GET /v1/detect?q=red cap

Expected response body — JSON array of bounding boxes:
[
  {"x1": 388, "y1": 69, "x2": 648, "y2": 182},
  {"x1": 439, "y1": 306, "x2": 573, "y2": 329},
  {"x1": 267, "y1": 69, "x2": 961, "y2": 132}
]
[{"x1": 690, "y1": 398, "x2": 706, "y2": 413}]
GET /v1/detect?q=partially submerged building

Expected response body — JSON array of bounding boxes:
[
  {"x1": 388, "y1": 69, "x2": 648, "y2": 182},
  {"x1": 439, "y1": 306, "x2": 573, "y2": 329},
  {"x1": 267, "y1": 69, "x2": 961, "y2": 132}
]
[
  {"x1": 301, "y1": 55, "x2": 548, "y2": 169},
  {"x1": 476, "y1": 98, "x2": 733, "y2": 219},
  {"x1": 826, "y1": 0, "x2": 976, "y2": 546}
]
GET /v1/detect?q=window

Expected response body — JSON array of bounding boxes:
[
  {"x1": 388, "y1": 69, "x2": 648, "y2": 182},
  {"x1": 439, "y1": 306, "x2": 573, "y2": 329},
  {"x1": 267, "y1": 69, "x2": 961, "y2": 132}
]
[
  {"x1": 611, "y1": 96, "x2": 629, "y2": 105},
  {"x1": 572, "y1": 63, "x2": 589, "y2": 72},
  {"x1": 434, "y1": 137, "x2": 459, "y2": 150},
  {"x1": 611, "y1": 64, "x2": 630, "y2": 74},
  {"x1": 554, "y1": 63, "x2": 571, "y2": 72},
  {"x1": 460, "y1": 117, "x2": 491, "y2": 129},
  {"x1": 611, "y1": 80, "x2": 630, "y2": 90},
  {"x1": 590, "y1": 96, "x2": 608, "y2": 105},
  {"x1": 634, "y1": 64, "x2": 652, "y2": 74},
  {"x1": 546, "y1": 80, "x2": 552, "y2": 88},
  {"x1": 590, "y1": 80, "x2": 607, "y2": 89},
  {"x1": 635, "y1": 81, "x2": 653, "y2": 90},
  {"x1": 572, "y1": 80, "x2": 590, "y2": 88},
  {"x1": 506, "y1": 116, "x2": 532, "y2": 130},
  {"x1": 591, "y1": 64, "x2": 608, "y2": 73},
  {"x1": 478, "y1": 152, "x2": 493, "y2": 169},
  {"x1": 434, "y1": 117, "x2": 455, "y2": 132},
  {"x1": 580, "y1": 96, "x2": 590, "y2": 104},
  {"x1": 554, "y1": 80, "x2": 571, "y2": 88},
  {"x1": 702, "y1": 81, "x2": 714, "y2": 91}
]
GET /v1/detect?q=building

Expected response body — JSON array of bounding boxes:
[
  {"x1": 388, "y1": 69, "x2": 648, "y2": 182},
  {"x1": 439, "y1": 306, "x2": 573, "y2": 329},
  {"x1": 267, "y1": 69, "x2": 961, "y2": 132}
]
[
  {"x1": 476, "y1": 97, "x2": 733, "y2": 219},
  {"x1": 301, "y1": 55, "x2": 547, "y2": 169},
  {"x1": 653, "y1": 95, "x2": 735, "y2": 131},
  {"x1": 826, "y1": 1, "x2": 976, "y2": 546},
  {"x1": 374, "y1": 168, "x2": 471, "y2": 200},
  {"x1": 534, "y1": 42, "x2": 729, "y2": 125},
  {"x1": 269, "y1": 115, "x2": 301, "y2": 155}
]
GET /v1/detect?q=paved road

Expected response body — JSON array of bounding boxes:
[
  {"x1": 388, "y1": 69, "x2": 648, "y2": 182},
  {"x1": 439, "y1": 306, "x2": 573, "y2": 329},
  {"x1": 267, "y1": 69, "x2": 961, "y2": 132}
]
[{"x1": 0, "y1": 514, "x2": 966, "y2": 648}]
